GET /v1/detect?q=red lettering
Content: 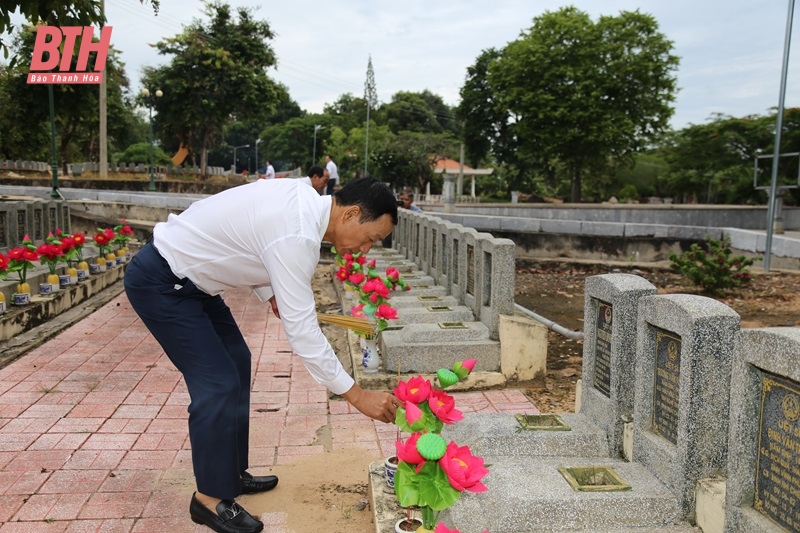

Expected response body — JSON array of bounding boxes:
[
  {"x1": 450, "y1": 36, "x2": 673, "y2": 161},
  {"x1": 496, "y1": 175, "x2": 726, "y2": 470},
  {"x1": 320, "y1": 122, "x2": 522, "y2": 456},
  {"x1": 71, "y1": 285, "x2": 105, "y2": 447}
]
[
  {"x1": 29, "y1": 27, "x2": 61, "y2": 70},
  {"x1": 77, "y1": 26, "x2": 112, "y2": 71},
  {"x1": 58, "y1": 27, "x2": 82, "y2": 71}
]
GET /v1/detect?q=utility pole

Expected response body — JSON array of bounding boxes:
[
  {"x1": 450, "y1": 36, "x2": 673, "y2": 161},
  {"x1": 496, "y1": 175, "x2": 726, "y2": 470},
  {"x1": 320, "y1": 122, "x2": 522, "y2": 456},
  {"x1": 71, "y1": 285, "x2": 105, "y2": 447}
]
[{"x1": 364, "y1": 55, "x2": 377, "y2": 178}]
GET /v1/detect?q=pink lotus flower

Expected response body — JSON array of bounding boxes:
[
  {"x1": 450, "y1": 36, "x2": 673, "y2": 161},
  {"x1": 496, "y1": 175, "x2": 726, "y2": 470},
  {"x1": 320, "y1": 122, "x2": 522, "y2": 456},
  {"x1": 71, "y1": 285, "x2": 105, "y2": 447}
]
[
  {"x1": 393, "y1": 376, "x2": 432, "y2": 404},
  {"x1": 434, "y1": 525, "x2": 488, "y2": 533},
  {"x1": 386, "y1": 267, "x2": 400, "y2": 281},
  {"x1": 439, "y1": 442, "x2": 489, "y2": 493},
  {"x1": 348, "y1": 272, "x2": 365, "y2": 285},
  {"x1": 428, "y1": 389, "x2": 463, "y2": 424},
  {"x1": 396, "y1": 432, "x2": 425, "y2": 465},
  {"x1": 461, "y1": 359, "x2": 476, "y2": 373},
  {"x1": 335, "y1": 267, "x2": 348, "y2": 281},
  {"x1": 368, "y1": 259, "x2": 376, "y2": 268},
  {"x1": 375, "y1": 303, "x2": 397, "y2": 320},
  {"x1": 404, "y1": 401, "x2": 423, "y2": 425}
]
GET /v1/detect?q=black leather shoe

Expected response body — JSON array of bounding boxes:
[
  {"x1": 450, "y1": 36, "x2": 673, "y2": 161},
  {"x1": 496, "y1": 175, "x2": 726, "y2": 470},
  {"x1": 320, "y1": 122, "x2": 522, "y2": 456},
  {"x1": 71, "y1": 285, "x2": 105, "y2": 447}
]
[
  {"x1": 189, "y1": 493, "x2": 263, "y2": 533},
  {"x1": 240, "y1": 471, "x2": 279, "y2": 494}
]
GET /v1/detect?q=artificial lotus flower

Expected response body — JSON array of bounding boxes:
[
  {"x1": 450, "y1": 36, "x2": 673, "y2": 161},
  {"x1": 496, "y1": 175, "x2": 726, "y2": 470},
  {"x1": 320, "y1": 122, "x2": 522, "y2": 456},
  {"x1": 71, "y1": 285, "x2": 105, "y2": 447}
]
[
  {"x1": 396, "y1": 432, "x2": 425, "y2": 465},
  {"x1": 404, "y1": 401, "x2": 423, "y2": 426},
  {"x1": 375, "y1": 303, "x2": 398, "y2": 320},
  {"x1": 439, "y1": 442, "x2": 490, "y2": 493},
  {"x1": 428, "y1": 389, "x2": 464, "y2": 424},
  {"x1": 393, "y1": 376, "x2": 432, "y2": 404},
  {"x1": 434, "y1": 524, "x2": 489, "y2": 533}
]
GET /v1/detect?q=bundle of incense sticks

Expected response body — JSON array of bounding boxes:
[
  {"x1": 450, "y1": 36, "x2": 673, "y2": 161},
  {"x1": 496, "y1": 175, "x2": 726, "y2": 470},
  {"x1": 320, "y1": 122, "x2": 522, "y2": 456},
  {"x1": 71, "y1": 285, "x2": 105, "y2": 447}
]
[{"x1": 316, "y1": 313, "x2": 376, "y2": 336}]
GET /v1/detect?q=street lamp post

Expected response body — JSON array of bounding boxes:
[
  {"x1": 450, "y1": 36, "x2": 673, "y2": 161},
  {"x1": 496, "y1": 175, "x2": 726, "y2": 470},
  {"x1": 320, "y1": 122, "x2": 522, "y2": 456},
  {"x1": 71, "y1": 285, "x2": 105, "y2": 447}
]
[
  {"x1": 312, "y1": 125, "x2": 323, "y2": 164},
  {"x1": 233, "y1": 144, "x2": 250, "y2": 174},
  {"x1": 140, "y1": 88, "x2": 163, "y2": 192},
  {"x1": 255, "y1": 138, "x2": 262, "y2": 176}
]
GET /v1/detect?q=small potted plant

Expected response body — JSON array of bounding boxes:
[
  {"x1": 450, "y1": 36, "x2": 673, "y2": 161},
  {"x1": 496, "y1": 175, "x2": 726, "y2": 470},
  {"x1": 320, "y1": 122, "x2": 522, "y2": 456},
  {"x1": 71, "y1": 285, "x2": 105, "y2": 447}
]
[
  {"x1": 37, "y1": 232, "x2": 66, "y2": 293},
  {"x1": 112, "y1": 219, "x2": 135, "y2": 264},
  {"x1": 68, "y1": 232, "x2": 89, "y2": 281},
  {"x1": 91, "y1": 227, "x2": 116, "y2": 273},
  {"x1": 6, "y1": 235, "x2": 39, "y2": 305}
]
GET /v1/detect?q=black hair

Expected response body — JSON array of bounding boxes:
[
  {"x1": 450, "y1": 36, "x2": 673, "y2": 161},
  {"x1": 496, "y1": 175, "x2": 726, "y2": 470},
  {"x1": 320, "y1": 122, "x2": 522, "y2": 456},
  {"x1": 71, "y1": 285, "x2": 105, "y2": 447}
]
[
  {"x1": 308, "y1": 165, "x2": 326, "y2": 178},
  {"x1": 334, "y1": 177, "x2": 398, "y2": 224}
]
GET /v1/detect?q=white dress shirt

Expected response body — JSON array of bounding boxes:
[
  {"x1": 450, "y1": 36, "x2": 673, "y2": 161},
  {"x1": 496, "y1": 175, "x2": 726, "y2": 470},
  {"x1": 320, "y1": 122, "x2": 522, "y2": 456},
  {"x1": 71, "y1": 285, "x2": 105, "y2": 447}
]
[
  {"x1": 264, "y1": 164, "x2": 275, "y2": 179},
  {"x1": 326, "y1": 160, "x2": 339, "y2": 185},
  {"x1": 152, "y1": 179, "x2": 353, "y2": 394}
]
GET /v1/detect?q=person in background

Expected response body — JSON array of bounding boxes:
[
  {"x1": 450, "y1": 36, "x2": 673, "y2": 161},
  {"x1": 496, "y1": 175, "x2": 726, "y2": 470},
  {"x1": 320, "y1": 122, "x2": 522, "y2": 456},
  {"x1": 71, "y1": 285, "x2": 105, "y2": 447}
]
[
  {"x1": 399, "y1": 190, "x2": 423, "y2": 213},
  {"x1": 264, "y1": 160, "x2": 275, "y2": 180},
  {"x1": 123, "y1": 177, "x2": 402, "y2": 533},
  {"x1": 299, "y1": 165, "x2": 329, "y2": 194},
  {"x1": 324, "y1": 154, "x2": 338, "y2": 195}
]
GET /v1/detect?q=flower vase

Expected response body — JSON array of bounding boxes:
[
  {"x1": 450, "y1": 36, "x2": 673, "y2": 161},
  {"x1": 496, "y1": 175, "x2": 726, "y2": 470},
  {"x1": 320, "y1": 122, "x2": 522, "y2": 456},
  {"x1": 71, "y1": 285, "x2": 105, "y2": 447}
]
[
  {"x1": 115, "y1": 249, "x2": 125, "y2": 265},
  {"x1": 361, "y1": 336, "x2": 380, "y2": 373},
  {"x1": 0, "y1": 292, "x2": 6, "y2": 314},
  {"x1": 77, "y1": 261, "x2": 89, "y2": 281},
  {"x1": 105, "y1": 252, "x2": 117, "y2": 267},
  {"x1": 65, "y1": 267, "x2": 78, "y2": 286},
  {"x1": 13, "y1": 283, "x2": 31, "y2": 306},
  {"x1": 124, "y1": 248, "x2": 131, "y2": 262},
  {"x1": 394, "y1": 518, "x2": 423, "y2": 532},
  {"x1": 92, "y1": 257, "x2": 107, "y2": 273},
  {"x1": 47, "y1": 273, "x2": 60, "y2": 293},
  {"x1": 384, "y1": 456, "x2": 399, "y2": 489}
]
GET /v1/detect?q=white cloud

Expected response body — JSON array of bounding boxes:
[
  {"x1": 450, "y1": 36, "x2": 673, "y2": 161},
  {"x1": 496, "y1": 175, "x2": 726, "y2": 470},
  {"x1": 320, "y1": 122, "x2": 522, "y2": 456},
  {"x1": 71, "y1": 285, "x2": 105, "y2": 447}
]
[{"x1": 88, "y1": 0, "x2": 800, "y2": 129}]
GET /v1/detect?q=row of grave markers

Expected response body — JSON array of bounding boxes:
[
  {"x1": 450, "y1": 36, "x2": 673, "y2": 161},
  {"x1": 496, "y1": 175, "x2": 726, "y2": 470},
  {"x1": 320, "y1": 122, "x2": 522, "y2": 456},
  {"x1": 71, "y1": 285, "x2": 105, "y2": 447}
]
[
  {"x1": 390, "y1": 208, "x2": 516, "y2": 340},
  {"x1": 0, "y1": 200, "x2": 71, "y2": 249},
  {"x1": 1, "y1": 160, "x2": 228, "y2": 176},
  {"x1": 582, "y1": 273, "x2": 800, "y2": 532}
]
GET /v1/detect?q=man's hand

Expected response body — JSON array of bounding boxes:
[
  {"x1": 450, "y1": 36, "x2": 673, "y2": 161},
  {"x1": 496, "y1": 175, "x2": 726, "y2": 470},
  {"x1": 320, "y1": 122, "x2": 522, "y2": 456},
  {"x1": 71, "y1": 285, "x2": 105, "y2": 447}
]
[
  {"x1": 268, "y1": 296, "x2": 280, "y2": 318},
  {"x1": 342, "y1": 384, "x2": 402, "y2": 424}
]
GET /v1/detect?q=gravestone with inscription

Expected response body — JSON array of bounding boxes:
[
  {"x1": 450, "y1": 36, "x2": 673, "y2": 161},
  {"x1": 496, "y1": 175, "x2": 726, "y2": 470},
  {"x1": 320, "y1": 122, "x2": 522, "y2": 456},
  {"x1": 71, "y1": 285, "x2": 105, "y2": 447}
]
[
  {"x1": 633, "y1": 294, "x2": 740, "y2": 518},
  {"x1": 727, "y1": 327, "x2": 800, "y2": 533},
  {"x1": 581, "y1": 274, "x2": 657, "y2": 457}
]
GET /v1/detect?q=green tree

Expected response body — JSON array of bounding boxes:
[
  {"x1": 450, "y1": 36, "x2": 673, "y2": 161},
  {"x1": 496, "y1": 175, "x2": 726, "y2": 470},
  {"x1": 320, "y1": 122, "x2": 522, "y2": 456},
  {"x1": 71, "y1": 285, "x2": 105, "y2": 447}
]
[
  {"x1": 460, "y1": 7, "x2": 678, "y2": 202},
  {"x1": 383, "y1": 90, "x2": 457, "y2": 135},
  {"x1": 143, "y1": 0, "x2": 281, "y2": 175},
  {"x1": 0, "y1": 0, "x2": 159, "y2": 60},
  {"x1": 0, "y1": 27, "x2": 143, "y2": 168}
]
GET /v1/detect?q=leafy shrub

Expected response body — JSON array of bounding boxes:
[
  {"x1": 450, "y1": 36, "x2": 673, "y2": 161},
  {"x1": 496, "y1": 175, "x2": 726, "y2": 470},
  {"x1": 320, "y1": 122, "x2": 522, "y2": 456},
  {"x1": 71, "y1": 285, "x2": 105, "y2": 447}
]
[
  {"x1": 668, "y1": 234, "x2": 759, "y2": 294},
  {"x1": 618, "y1": 184, "x2": 639, "y2": 203}
]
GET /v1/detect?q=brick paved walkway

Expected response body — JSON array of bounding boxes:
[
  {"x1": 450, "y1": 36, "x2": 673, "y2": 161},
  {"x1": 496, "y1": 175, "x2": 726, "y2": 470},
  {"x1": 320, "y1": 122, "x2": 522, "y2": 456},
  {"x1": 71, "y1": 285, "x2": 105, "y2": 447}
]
[{"x1": 0, "y1": 288, "x2": 539, "y2": 532}]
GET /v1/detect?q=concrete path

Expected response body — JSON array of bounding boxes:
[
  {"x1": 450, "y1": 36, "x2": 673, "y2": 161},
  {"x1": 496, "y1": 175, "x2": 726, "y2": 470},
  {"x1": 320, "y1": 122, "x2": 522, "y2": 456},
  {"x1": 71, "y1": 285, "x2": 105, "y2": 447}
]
[{"x1": 0, "y1": 287, "x2": 540, "y2": 532}]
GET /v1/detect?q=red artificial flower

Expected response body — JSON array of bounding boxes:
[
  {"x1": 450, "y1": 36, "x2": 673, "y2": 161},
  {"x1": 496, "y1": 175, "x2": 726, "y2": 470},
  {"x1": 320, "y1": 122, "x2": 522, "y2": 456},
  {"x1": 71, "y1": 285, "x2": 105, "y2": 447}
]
[
  {"x1": 103, "y1": 228, "x2": 115, "y2": 241},
  {"x1": 404, "y1": 401, "x2": 423, "y2": 425},
  {"x1": 36, "y1": 243, "x2": 63, "y2": 261},
  {"x1": 396, "y1": 432, "x2": 425, "y2": 465},
  {"x1": 428, "y1": 389, "x2": 463, "y2": 424},
  {"x1": 386, "y1": 267, "x2": 400, "y2": 281},
  {"x1": 0, "y1": 252, "x2": 8, "y2": 271},
  {"x1": 375, "y1": 303, "x2": 397, "y2": 320},
  {"x1": 348, "y1": 272, "x2": 365, "y2": 285},
  {"x1": 393, "y1": 376, "x2": 432, "y2": 404},
  {"x1": 72, "y1": 233, "x2": 86, "y2": 246},
  {"x1": 93, "y1": 232, "x2": 110, "y2": 245},
  {"x1": 60, "y1": 236, "x2": 75, "y2": 252},
  {"x1": 439, "y1": 442, "x2": 489, "y2": 493},
  {"x1": 335, "y1": 267, "x2": 349, "y2": 281},
  {"x1": 7, "y1": 247, "x2": 25, "y2": 260},
  {"x1": 367, "y1": 259, "x2": 376, "y2": 268},
  {"x1": 434, "y1": 525, "x2": 489, "y2": 533},
  {"x1": 363, "y1": 278, "x2": 390, "y2": 298},
  {"x1": 22, "y1": 248, "x2": 39, "y2": 262},
  {"x1": 55, "y1": 228, "x2": 63, "y2": 236}
]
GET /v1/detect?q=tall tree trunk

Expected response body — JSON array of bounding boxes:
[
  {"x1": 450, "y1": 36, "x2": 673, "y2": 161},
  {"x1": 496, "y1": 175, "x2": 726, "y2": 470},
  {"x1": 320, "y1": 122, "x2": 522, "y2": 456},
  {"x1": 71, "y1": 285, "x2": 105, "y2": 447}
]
[{"x1": 571, "y1": 167, "x2": 582, "y2": 203}]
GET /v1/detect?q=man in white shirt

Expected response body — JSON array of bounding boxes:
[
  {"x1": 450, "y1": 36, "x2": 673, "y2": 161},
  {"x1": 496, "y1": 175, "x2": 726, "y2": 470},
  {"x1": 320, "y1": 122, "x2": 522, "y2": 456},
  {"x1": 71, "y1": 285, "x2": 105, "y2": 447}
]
[
  {"x1": 123, "y1": 178, "x2": 400, "y2": 533},
  {"x1": 263, "y1": 160, "x2": 275, "y2": 180},
  {"x1": 324, "y1": 154, "x2": 338, "y2": 195},
  {"x1": 298, "y1": 165, "x2": 329, "y2": 194}
]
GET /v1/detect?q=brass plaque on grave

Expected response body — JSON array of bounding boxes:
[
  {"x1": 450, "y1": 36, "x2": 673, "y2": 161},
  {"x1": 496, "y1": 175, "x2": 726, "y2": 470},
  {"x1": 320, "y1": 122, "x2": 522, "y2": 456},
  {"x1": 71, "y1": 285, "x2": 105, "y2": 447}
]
[
  {"x1": 593, "y1": 300, "x2": 613, "y2": 398},
  {"x1": 754, "y1": 371, "x2": 800, "y2": 532},
  {"x1": 652, "y1": 328, "x2": 681, "y2": 445},
  {"x1": 466, "y1": 244, "x2": 475, "y2": 296},
  {"x1": 427, "y1": 306, "x2": 453, "y2": 312},
  {"x1": 418, "y1": 296, "x2": 441, "y2": 302},
  {"x1": 439, "y1": 322, "x2": 468, "y2": 329}
]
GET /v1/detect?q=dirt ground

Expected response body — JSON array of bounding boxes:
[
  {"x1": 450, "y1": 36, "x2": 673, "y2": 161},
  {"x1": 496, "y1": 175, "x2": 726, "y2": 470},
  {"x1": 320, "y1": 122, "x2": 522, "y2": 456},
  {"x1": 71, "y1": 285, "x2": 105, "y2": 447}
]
[{"x1": 515, "y1": 258, "x2": 800, "y2": 414}]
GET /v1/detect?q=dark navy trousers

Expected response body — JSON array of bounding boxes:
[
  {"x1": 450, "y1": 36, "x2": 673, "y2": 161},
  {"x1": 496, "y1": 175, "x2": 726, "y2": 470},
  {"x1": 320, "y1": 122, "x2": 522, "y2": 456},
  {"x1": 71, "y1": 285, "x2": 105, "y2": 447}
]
[{"x1": 124, "y1": 242, "x2": 251, "y2": 499}]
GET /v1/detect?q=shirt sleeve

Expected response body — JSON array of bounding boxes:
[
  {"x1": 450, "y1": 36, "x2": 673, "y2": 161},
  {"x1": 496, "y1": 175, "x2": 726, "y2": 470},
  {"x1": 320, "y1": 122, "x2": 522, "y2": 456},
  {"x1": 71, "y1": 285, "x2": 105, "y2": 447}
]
[{"x1": 261, "y1": 235, "x2": 354, "y2": 395}]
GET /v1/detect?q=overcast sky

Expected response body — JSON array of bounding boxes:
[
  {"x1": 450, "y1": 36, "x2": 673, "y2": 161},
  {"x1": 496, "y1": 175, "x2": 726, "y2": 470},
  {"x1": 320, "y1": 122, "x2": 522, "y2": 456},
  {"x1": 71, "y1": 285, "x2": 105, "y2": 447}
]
[{"x1": 98, "y1": 0, "x2": 800, "y2": 130}]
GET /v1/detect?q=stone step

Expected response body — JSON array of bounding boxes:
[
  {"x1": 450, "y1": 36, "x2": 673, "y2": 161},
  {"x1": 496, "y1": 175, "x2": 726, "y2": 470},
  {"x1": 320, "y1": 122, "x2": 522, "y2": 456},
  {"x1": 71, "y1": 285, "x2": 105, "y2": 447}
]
[
  {"x1": 442, "y1": 457, "x2": 685, "y2": 533},
  {"x1": 380, "y1": 322, "x2": 499, "y2": 374},
  {"x1": 386, "y1": 294, "x2": 460, "y2": 309},
  {"x1": 441, "y1": 412, "x2": 610, "y2": 458},
  {"x1": 396, "y1": 305, "x2": 475, "y2": 325},
  {"x1": 367, "y1": 458, "x2": 699, "y2": 533}
]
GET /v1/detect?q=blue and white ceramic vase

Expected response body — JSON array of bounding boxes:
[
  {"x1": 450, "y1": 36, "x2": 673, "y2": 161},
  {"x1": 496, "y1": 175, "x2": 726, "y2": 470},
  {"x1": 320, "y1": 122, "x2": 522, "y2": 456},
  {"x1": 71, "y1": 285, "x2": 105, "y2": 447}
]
[{"x1": 361, "y1": 336, "x2": 380, "y2": 373}]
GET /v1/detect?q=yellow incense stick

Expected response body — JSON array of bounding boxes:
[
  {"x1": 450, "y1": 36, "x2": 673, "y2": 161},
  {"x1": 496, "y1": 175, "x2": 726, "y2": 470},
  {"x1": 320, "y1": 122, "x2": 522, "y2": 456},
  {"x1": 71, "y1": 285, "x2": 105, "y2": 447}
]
[{"x1": 316, "y1": 313, "x2": 376, "y2": 336}]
